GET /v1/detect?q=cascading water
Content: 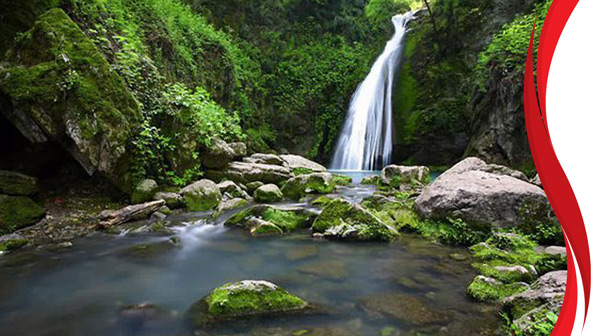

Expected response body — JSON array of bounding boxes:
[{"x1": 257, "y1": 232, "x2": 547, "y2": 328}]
[{"x1": 331, "y1": 11, "x2": 415, "y2": 171}]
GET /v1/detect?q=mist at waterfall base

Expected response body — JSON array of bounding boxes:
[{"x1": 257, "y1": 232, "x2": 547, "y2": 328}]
[{"x1": 331, "y1": 11, "x2": 414, "y2": 171}]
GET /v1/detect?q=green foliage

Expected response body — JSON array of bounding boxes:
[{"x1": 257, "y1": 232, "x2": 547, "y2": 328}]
[
  {"x1": 364, "y1": 0, "x2": 418, "y2": 28},
  {"x1": 508, "y1": 309, "x2": 559, "y2": 336}
]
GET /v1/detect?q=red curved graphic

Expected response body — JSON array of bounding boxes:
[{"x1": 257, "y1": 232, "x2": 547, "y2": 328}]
[{"x1": 525, "y1": 1, "x2": 589, "y2": 334}]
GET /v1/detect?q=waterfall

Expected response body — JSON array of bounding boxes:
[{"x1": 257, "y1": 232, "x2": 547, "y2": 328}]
[{"x1": 331, "y1": 11, "x2": 415, "y2": 171}]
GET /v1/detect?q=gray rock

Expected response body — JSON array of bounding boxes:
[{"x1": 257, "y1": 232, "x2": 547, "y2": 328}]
[
  {"x1": 201, "y1": 139, "x2": 236, "y2": 169},
  {"x1": 180, "y1": 179, "x2": 222, "y2": 212},
  {"x1": 381, "y1": 164, "x2": 430, "y2": 187},
  {"x1": 205, "y1": 162, "x2": 293, "y2": 185},
  {"x1": 254, "y1": 184, "x2": 283, "y2": 203},
  {"x1": 150, "y1": 212, "x2": 167, "y2": 221},
  {"x1": 244, "y1": 153, "x2": 286, "y2": 166},
  {"x1": 0, "y1": 170, "x2": 38, "y2": 196},
  {"x1": 281, "y1": 173, "x2": 335, "y2": 200},
  {"x1": 279, "y1": 154, "x2": 327, "y2": 172},
  {"x1": 131, "y1": 179, "x2": 158, "y2": 204},
  {"x1": 544, "y1": 246, "x2": 567, "y2": 257},
  {"x1": 504, "y1": 271, "x2": 566, "y2": 318},
  {"x1": 246, "y1": 181, "x2": 265, "y2": 194},
  {"x1": 415, "y1": 157, "x2": 551, "y2": 228},
  {"x1": 216, "y1": 198, "x2": 248, "y2": 214},
  {"x1": 217, "y1": 180, "x2": 250, "y2": 201},
  {"x1": 228, "y1": 142, "x2": 247, "y2": 158},
  {"x1": 153, "y1": 192, "x2": 184, "y2": 209}
]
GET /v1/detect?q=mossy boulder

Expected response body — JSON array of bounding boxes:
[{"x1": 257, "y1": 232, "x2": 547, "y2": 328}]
[
  {"x1": 254, "y1": 184, "x2": 283, "y2": 203},
  {"x1": 281, "y1": 173, "x2": 336, "y2": 200},
  {"x1": 332, "y1": 174, "x2": 352, "y2": 186},
  {"x1": 131, "y1": 179, "x2": 158, "y2": 204},
  {"x1": 217, "y1": 180, "x2": 250, "y2": 200},
  {"x1": 0, "y1": 170, "x2": 38, "y2": 196},
  {"x1": 312, "y1": 199, "x2": 398, "y2": 242},
  {"x1": 189, "y1": 280, "x2": 308, "y2": 324},
  {"x1": 0, "y1": 238, "x2": 29, "y2": 252},
  {"x1": 361, "y1": 175, "x2": 380, "y2": 185},
  {"x1": 467, "y1": 275, "x2": 529, "y2": 303},
  {"x1": 153, "y1": 192, "x2": 184, "y2": 209},
  {"x1": 381, "y1": 164, "x2": 430, "y2": 189},
  {"x1": 225, "y1": 205, "x2": 316, "y2": 235},
  {"x1": 0, "y1": 195, "x2": 45, "y2": 234},
  {"x1": 180, "y1": 179, "x2": 222, "y2": 211},
  {"x1": 503, "y1": 271, "x2": 566, "y2": 320},
  {"x1": 0, "y1": 8, "x2": 142, "y2": 193},
  {"x1": 246, "y1": 181, "x2": 265, "y2": 194}
]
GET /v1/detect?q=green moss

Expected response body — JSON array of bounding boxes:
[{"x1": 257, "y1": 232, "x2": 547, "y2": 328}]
[
  {"x1": 293, "y1": 168, "x2": 314, "y2": 176},
  {"x1": 225, "y1": 205, "x2": 315, "y2": 235},
  {"x1": 311, "y1": 196, "x2": 334, "y2": 208},
  {"x1": 205, "y1": 281, "x2": 307, "y2": 317},
  {"x1": 332, "y1": 174, "x2": 352, "y2": 186},
  {"x1": 0, "y1": 195, "x2": 45, "y2": 234},
  {"x1": 535, "y1": 254, "x2": 567, "y2": 275},
  {"x1": 471, "y1": 234, "x2": 540, "y2": 266},
  {"x1": 473, "y1": 263, "x2": 535, "y2": 283},
  {"x1": 250, "y1": 221, "x2": 283, "y2": 236},
  {"x1": 467, "y1": 276, "x2": 529, "y2": 303},
  {"x1": 516, "y1": 200, "x2": 563, "y2": 246},
  {"x1": 281, "y1": 174, "x2": 336, "y2": 200},
  {"x1": 0, "y1": 239, "x2": 29, "y2": 252}
]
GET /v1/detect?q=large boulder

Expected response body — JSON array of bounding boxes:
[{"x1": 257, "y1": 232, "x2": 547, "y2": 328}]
[
  {"x1": 201, "y1": 139, "x2": 237, "y2": 169},
  {"x1": 188, "y1": 280, "x2": 308, "y2": 325},
  {"x1": 381, "y1": 164, "x2": 430, "y2": 188},
  {"x1": 205, "y1": 162, "x2": 293, "y2": 185},
  {"x1": 415, "y1": 157, "x2": 552, "y2": 228},
  {"x1": 0, "y1": 170, "x2": 38, "y2": 196},
  {"x1": 254, "y1": 184, "x2": 283, "y2": 203},
  {"x1": 0, "y1": 195, "x2": 45, "y2": 234},
  {"x1": 180, "y1": 179, "x2": 222, "y2": 211},
  {"x1": 312, "y1": 199, "x2": 398, "y2": 242},
  {"x1": 281, "y1": 173, "x2": 336, "y2": 200},
  {"x1": 0, "y1": 9, "x2": 142, "y2": 193},
  {"x1": 280, "y1": 154, "x2": 327, "y2": 173},
  {"x1": 243, "y1": 153, "x2": 286, "y2": 166},
  {"x1": 131, "y1": 179, "x2": 158, "y2": 204}
]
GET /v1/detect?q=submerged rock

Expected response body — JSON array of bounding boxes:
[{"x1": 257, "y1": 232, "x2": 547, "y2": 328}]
[
  {"x1": 297, "y1": 260, "x2": 348, "y2": 280},
  {"x1": 360, "y1": 293, "x2": 450, "y2": 325},
  {"x1": 332, "y1": 174, "x2": 352, "y2": 186},
  {"x1": 282, "y1": 173, "x2": 336, "y2": 200},
  {"x1": 254, "y1": 184, "x2": 283, "y2": 203},
  {"x1": 415, "y1": 157, "x2": 553, "y2": 228},
  {"x1": 381, "y1": 165, "x2": 430, "y2": 188},
  {"x1": 312, "y1": 199, "x2": 398, "y2": 242},
  {"x1": 180, "y1": 179, "x2": 222, "y2": 211},
  {"x1": 188, "y1": 280, "x2": 308, "y2": 324},
  {"x1": 131, "y1": 179, "x2": 158, "y2": 204},
  {"x1": 0, "y1": 170, "x2": 38, "y2": 196},
  {"x1": 225, "y1": 205, "x2": 316, "y2": 235},
  {"x1": 360, "y1": 175, "x2": 380, "y2": 185},
  {"x1": 0, "y1": 195, "x2": 45, "y2": 234}
]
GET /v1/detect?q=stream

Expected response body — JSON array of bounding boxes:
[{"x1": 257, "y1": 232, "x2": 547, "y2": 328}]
[{"x1": 0, "y1": 172, "x2": 500, "y2": 336}]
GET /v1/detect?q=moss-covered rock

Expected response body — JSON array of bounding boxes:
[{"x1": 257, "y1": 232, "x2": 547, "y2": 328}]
[
  {"x1": 225, "y1": 205, "x2": 316, "y2": 235},
  {"x1": 0, "y1": 238, "x2": 29, "y2": 252},
  {"x1": 381, "y1": 164, "x2": 430, "y2": 189},
  {"x1": 332, "y1": 174, "x2": 352, "y2": 186},
  {"x1": 153, "y1": 192, "x2": 184, "y2": 209},
  {"x1": 180, "y1": 179, "x2": 222, "y2": 211},
  {"x1": 467, "y1": 275, "x2": 529, "y2": 303},
  {"x1": 503, "y1": 271, "x2": 566, "y2": 320},
  {"x1": 0, "y1": 8, "x2": 142, "y2": 193},
  {"x1": 361, "y1": 175, "x2": 380, "y2": 185},
  {"x1": 0, "y1": 170, "x2": 38, "y2": 196},
  {"x1": 281, "y1": 173, "x2": 336, "y2": 200},
  {"x1": 189, "y1": 280, "x2": 308, "y2": 324},
  {"x1": 312, "y1": 198, "x2": 398, "y2": 242},
  {"x1": 254, "y1": 184, "x2": 283, "y2": 203},
  {"x1": 0, "y1": 195, "x2": 45, "y2": 234},
  {"x1": 131, "y1": 179, "x2": 158, "y2": 204}
]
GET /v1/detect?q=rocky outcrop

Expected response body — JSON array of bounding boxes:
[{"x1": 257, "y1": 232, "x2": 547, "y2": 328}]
[
  {"x1": 201, "y1": 139, "x2": 243, "y2": 169},
  {"x1": 244, "y1": 153, "x2": 286, "y2": 166},
  {"x1": 180, "y1": 179, "x2": 222, "y2": 211},
  {"x1": 188, "y1": 280, "x2": 308, "y2": 325},
  {"x1": 415, "y1": 157, "x2": 552, "y2": 228},
  {"x1": 504, "y1": 271, "x2": 566, "y2": 320},
  {"x1": 281, "y1": 173, "x2": 335, "y2": 200},
  {"x1": 312, "y1": 198, "x2": 398, "y2": 242},
  {"x1": 0, "y1": 170, "x2": 38, "y2": 196},
  {"x1": 0, "y1": 9, "x2": 142, "y2": 193},
  {"x1": 253, "y1": 184, "x2": 283, "y2": 203},
  {"x1": 206, "y1": 161, "x2": 293, "y2": 185},
  {"x1": 217, "y1": 180, "x2": 250, "y2": 201}
]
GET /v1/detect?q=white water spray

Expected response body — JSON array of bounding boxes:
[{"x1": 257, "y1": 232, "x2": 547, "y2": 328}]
[{"x1": 331, "y1": 11, "x2": 414, "y2": 170}]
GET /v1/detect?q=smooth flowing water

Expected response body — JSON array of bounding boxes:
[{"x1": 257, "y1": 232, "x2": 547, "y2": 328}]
[
  {"x1": 331, "y1": 12, "x2": 414, "y2": 171},
  {"x1": 0, "y1": 173, "x2": 499, "y2": 336}
]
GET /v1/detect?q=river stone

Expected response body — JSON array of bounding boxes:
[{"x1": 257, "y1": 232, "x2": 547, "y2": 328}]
[
  {"x1": 153, "y1": 192, "x2": 183, "y2": 209},
  {"x1": 217, "y1": 180, "x2": 250, "y2": 200},
  {"x1": 201, "y1": 138, "x2": 237, "y2": 169},
  {"x1": 180, "y1": 179, "x2": 222, "y2": 211},
  {"x1": 381, "y1": 164, "x2": 430, "y2": 188},
  {"x1": 131, "y1": 179, "x2": 158, "y2": 204},
  {"x1": 244, "y1": 153, "x2": 287, "y2": 166},
  {"x1": 281, "y1": 173, "x2": 336, "y2": 200},
  {"x1": 228, "y1": 142, "x2": 247, "y2": 158},
  {"x1": 415, "y1": 157, "x2": 551, "y2": 228},
  {"x1": 280, "y1": 154, "x2": 327, "y2": 172},
  {"x1": 503, "y1": 270, "x2": 566, "y2": 319},
  {"x1": 225, "y1": 205, "x2": 316, "y2": 235},
  {"x1": 312, "y1": 198, "x2": 398, "y2": 242},
  {"x1": 189, "y1": 280, "x2": 308, "y2": 324},
  {"x1": 0, "y1": 170, "x2": 38, "y2": 196},
  {"x1": 0, "y1": 9, "x2": 142, "y2": 193},
  {"x1": 206, "y1": 162, "x2": 293, "y2": 185},
  {"x1": 254, "y1": 184, "x2": 283, "y2": 203},
  {"x1": 0, "y1": 195, "x2": 45, "y2": 234},
  {"x1": 360, "y1": 293, "x2": 451, "y2": 325},
  {"x1": 216, "y1": 198, "x2": 248, "y2": 214}
]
